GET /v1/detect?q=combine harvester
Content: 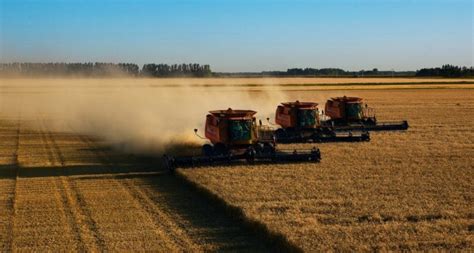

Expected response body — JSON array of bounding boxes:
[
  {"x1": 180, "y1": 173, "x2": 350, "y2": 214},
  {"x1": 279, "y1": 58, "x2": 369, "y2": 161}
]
[
  {"x1": 270, "y1": 101, "x2": 370, "y2": 143},
  {"x1": 163, "y1": 109, "x2": 321, "y2": 170},
  {"x1": 323, "y1": 96, "x2": 409, "y2": 131}
]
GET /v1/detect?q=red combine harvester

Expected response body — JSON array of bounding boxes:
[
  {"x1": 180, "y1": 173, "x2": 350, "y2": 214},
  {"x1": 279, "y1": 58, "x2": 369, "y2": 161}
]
[
  {"x1": 272, "y1": 101, "x2": 370, "y2": 143},
  {"x1": 323, "y1": 96, "x2": 409, "y2": 131},
  {"x1": 163, "y1": 108, "x2": 320, "y2": 170}
]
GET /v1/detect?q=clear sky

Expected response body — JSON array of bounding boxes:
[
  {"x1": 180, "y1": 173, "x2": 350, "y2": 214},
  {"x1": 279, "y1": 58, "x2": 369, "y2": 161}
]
[{"x1": 1, "y1": 0, "x2": 472, "y2": 72}]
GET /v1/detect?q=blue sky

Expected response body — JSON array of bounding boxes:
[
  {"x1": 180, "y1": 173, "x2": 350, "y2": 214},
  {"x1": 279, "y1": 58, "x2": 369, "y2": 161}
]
[{"x1": 1, "y1": 0, "x2": 472, "y2": 71}]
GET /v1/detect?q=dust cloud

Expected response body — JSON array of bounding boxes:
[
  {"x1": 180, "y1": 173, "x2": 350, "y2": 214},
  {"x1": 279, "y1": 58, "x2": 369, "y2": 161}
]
[{"x1": 0, "y1": 78, "x2": 288, "y2": 154}]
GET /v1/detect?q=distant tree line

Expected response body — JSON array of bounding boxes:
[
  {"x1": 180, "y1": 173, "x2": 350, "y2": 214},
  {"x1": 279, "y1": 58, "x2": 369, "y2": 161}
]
[
  {"x1": 1, "y1": 62, "x2": 471, "y2": 78},
  {"x1": 415, "y1": 65, "x2": 474, "y2": 77},
  {"x1": 0, "y1": 62, "x2": 212, "y2": 77},
  {"x1": 0, "y1": 62, "x2": 140, "y2": 77},
  {"x1": 217, "y1": 65, "x2": 473, "y2": 78},
  {"x1": 141, "y1": 63, "x2": 211, "y2": 77},
  {"x1": 223, "y1": 68, "x2": 416, "y2": 77}
]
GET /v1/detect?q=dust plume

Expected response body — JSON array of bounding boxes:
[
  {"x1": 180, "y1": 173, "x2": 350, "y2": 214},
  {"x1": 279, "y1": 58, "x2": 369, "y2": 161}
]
[{"x1": 0, "y1": 78, "x2": 288, "y2": 155}]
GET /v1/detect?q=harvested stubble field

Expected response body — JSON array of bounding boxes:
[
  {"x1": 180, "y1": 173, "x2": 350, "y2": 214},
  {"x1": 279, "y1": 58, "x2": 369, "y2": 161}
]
[
  {"x1": 0, "y1": 119, "x2": 268, "y2": 251},
  {"x1": 0, "y1": 78, "x2": 473, "y2": 251},
  {"x1": 180, "y1": 88, "x2": 474, "y2": 251}
]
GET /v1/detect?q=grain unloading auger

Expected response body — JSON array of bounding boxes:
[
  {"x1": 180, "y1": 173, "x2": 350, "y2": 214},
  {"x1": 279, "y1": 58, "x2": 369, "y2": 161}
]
[
  {"x1": 265, "y1": 101, "x2": 370, "y2": 143},
  {"x1": 163, "y1": 109, "x2": 320, "y2": 171},
  {"x1": 323, "y1": 96, "x2": 409, "y2": 131}
]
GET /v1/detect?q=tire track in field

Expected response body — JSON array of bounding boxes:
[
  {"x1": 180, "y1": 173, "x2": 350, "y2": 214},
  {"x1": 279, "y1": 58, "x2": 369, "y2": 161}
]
[
  {"x1": 12, "y1": 122, "x2": 76, "y2": 250},
  {"x1": 120, "y1": 178, "x2": 200, "y2": 250},
  {"x1": 76, "y1": 134, "x2": 196, "y2": 251},
  {"x1": 1, "y1": 120, "x2": 20, "y2": 251},
  {"x1": 9, "y1": 120, "x2": 20, "y2": 251},
  {"x1": 39, "y1": 119, "x2": 105, "y2": 251},
  {"x1": 32, "y1": 121, "x2": 84, "y2": 250}
]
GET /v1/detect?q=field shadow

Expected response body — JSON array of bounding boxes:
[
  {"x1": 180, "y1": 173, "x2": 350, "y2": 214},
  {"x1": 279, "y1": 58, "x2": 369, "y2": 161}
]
[
  {"x1": 16, "y1": 164, "x2": 157, "y2": 178},
  {"x1": 0, "y1": 151, "x2": 163, "y2": 179},
  {"x1": 75, "y1": 172, "x2": 275, "y2": 251},
  {"x1": 0, "y1": 164, "x2": 17, "y2": 178}
]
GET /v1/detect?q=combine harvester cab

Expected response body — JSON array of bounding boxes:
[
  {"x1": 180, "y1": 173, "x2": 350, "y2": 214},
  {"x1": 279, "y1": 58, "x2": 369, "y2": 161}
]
[
  {"x1": 323, "y1": 96, "x2": 409, "y2": 131},
  {"x1": 271, "y1": 101, "x2": 370, "y2": 143},
  {"x1": 163, "y1": 108, "x2": 320, "y2": 171}
]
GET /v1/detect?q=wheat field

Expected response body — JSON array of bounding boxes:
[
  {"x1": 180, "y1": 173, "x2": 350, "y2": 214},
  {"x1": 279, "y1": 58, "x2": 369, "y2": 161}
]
[{"x1": 0, "y1": 78, "x2": 473, "y2": 251}]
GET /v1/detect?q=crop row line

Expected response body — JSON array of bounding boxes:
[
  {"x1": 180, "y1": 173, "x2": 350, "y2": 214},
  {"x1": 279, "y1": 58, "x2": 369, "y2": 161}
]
[
  {"x1": 6, "y1": 120, "x2": 21, "y2": 252},
  {"x1": 38, "y1": 119, "x2": 103, "y2": 251},
  {"x1": 76, "y1": 134, "x2": 196, "y2": 251}
]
